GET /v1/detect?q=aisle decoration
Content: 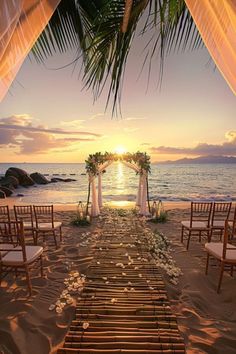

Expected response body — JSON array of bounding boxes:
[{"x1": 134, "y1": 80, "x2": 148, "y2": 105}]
[
  {"x1": 150, "y1": 200, "x2": 168, "y2": 223},
  {"x1": 71, "y1": 201, "x2": 91, "y2": 227},
  {"x1": 85, "y1": 151, "x2": 151, "y2": 217}
]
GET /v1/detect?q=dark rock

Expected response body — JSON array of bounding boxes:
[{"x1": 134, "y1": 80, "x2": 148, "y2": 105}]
[
  {"x1": 51, "y1": 177, "x2": 64, "y2": 182},
  {"x1": 17, "y1": 194, "x2": 24, "y2": 197},
  {"x1": 64, "y1": 178, "x2": 76, "y2": 182},
  {"x1": 81, "y1": 173, "x2": 86, "y2": 175},
  {"x1": 0, "y1": 175, "x2": 19, "y2": 189},
  {"x1": 0, "y1": 186, "x2": 13, "y2": 196},
  {"x1": 0, "y1": 190, "x2": 6, "y2": 198},
  {"x1": 5, "y1": 167, "x2": 35, "y2": 187},
  {"x1": 30, "y1": 172, "x2": 50, "y2": 185}
]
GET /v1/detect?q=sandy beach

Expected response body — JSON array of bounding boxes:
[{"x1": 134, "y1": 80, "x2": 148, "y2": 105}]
[{"x1": 0, "y1": 203, "x2": 236, "y2": 353}]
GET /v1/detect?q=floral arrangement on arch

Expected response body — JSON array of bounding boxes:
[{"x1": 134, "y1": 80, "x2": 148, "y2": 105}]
[{"x1": 85, "y1": 151, "x2": 151, "y2": 176}]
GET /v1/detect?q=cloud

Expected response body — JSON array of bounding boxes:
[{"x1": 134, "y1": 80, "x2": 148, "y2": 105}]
[
  {"x1": 0, "y1": 115, "x2": 100, "y2": 154},
  {"x1": 60, "y1": 119, "x2": 85, "y2": 128},
  {"x1": 150, "y1": 131, "x2": 236, "y2": 156},
  {"x1": 89, "y1": 113, "x2": 104, "y2": 120},
  {"x1": 125, "y1": 117, "x2": 147, "y2": 121},
  {"x1": 140, "y1": 143, "x2": 150, "y2": 146},
  {"x1": 123, "y1": 127, "x2": 139, "y2": 133}
]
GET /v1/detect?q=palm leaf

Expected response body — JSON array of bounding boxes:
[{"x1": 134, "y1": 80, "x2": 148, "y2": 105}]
[{"x1": 31, "y1": 0, "x2": 204, "y2": 113}]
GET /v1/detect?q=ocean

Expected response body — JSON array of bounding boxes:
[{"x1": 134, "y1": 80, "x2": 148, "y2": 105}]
[{"x1": 0, "y1": 162, "x2": 235, "y2": 204}]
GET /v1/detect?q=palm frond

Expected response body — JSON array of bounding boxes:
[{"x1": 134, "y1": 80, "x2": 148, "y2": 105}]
[{"x1": 31, "y1": 0, "x2": 204, "y2": 114}]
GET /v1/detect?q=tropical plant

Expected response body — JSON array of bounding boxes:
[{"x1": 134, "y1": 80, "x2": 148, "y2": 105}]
[{"x1": 32, "y1": 0, "x2": 203, "y2": 113}]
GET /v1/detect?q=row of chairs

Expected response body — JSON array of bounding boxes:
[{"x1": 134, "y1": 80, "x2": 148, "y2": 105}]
[
  {"x1": 0, "y1": 220, "x2": 44, "y2": 296},
  {"x1": 0, "y1": 205, "x2": 62, "y2": 247},
  {"x1": 0, "y1": 205, "x2": 63, "y2": 295},
  {"x1": 181, "y1": 201, "x2": 235, "y2": 250},
  {"x1": 181, "y1": 201, "x2": 236, "y2": 293}
]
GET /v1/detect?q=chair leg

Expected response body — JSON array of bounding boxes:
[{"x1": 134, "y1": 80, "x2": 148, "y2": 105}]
[
  {"x1": 53, "y1": 231, "x2": 57, "y2": 248},
  {"x1": 230, "y1": 265, "x2": 234, "y2": 277},
  {"x1": 205, "y1": 253, "x2": 210, "y2": 275},
  {"x1": 0, "y1": 264, "x2": 2, "y2": 287},
  {"x1": 40, "y1": 256, "x2": 44, "y2": 277},
  {"x1": 59, "y1": 227, "x2": 62, "y2": 242},
  {"x1": 207, "y1": 230, "x2": 211, "y2": 242},
  {"x1": 199, "y1": 231, "x2": 202, "y2": 243},
  {"x1": 217, "y1": 262, "x2": 224, "y2": 294},
  {"x1": 186, "y1": 230, "x2": 191, "y2": 250},
  {"x1": 181, "y1": 226, "x2": 184, "y2": 243},
  {"x1": 25, "y1": 265, "x2": 32, "y2": 296}
]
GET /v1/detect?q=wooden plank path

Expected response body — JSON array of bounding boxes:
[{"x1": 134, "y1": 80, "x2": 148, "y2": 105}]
[{"x1": 58, "y1": 214, "x2": 185, "y2": 353}]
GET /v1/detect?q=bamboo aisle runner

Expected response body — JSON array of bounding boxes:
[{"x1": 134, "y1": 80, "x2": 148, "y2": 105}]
[{"x1": 58, "y1": 212, "x2": 185, "y2": 353}]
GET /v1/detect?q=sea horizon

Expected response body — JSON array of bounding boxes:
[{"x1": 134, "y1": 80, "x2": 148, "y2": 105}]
[{"x1": 1, "y1": 162, "x2": 236, "y2": 204}]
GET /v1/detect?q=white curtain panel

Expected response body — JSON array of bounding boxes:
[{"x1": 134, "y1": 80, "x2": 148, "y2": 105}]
[
  {"x1": 0, "y1": 0, "x2": 60, "y2": 101},
  {"x1": 139, "y1": 173, "x2": 149, "y2": 216},
  {"x1": 136, "y1": 174, "x2": 142, "y2": 206},
  {"x1": 98, "y1": 173, "x2": 103, "y2": 208},
  {"x1": 90, "y1": 177, "x2": 100, "y2": 217},
  {"x1": 185, "y1": 0, "x2": 236, "y2": 96}
]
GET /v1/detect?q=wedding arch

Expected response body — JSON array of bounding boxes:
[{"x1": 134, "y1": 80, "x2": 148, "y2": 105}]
[{"x1": 85, "y1": 152, "x2": 151, "y2": 217}]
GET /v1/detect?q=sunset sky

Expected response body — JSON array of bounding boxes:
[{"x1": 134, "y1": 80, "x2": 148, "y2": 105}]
[{"x1": 0, "y1": 36, "x2": 236, "y2": 163}]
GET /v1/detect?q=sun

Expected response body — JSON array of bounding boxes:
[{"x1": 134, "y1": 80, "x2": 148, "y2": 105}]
[{"x1": 114, "y1": 145, "x2": 127, "y2": 155}]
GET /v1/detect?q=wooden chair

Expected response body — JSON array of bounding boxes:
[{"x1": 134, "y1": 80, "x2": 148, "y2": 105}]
[
  {"x1": 0, "y1": 205, "x2": 10, "y2": 222},
  {"x1": 14, "y1": 205, "x2": 36, "y2": 244},
  {"x1": 0, "y1": 221, "x2": 44, "y2": 296},
  {"x1": 210, "y1": 202, "x2": 232, "y2": 241},
  {"x1": 229, "y1": 205, "x2": 236, "y2": 240},
  {"x1": 205, "y1": 221, "x2": 236, "y2": 293},
  {"x1": 181, "y1": 202, "x2": 213, "y2": 250},
  {"x1": 33, "y1": 205, "x2": 62, "y2": 247}
]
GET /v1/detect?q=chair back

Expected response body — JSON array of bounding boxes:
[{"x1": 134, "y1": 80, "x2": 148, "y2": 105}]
[
  {"x1": 230, "y1": 206, "x2": 236, "y2": 238},
  {"x1": 222, "y1": 220, "x2": 236, "y2": 261},
  {"x1": 211, "y1": 202, "x2": 232, "y2": 225},
  {"x1": 0, "y1": 205, "x2": 10, "y2": 222},
  {"x1": 190, "y1": 202, "x2": 213, "y2": 227},
  {"x1": 14, "y1": 205, "x2": 34, "y2": 227},
  {"x1": 33, "y1": 205, "x2": 54, "y2": 228},
  {"x1": 0, "y1": 221, "x2": 26, "y2": 261}
]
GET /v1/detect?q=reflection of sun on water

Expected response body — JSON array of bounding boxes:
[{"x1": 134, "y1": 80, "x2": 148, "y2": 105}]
[{"x1": 117, "y1": 162, "x2": 124, "y2": 184}]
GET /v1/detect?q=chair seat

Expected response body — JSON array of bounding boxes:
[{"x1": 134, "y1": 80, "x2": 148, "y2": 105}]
[
  {"x1": 181, "y1": 220, "x2": 208, "y2": 229},
  {"x1": 205, "y1": 242, "x2": 236, "y2": 261},
  {"x1": 36, "y1": 222, "x2": 62, "y2": 230},
  {"x1": 23, "y1": 221, "x2": 36, "y2": 229},
  {"x1": 211, "y1": 220, "x2": 225, "y2": 228},
  {"x1": 0, "y1": 243, "x2": 15, "y2": 257},
  {"x1": 2, "y1": 246, "x2": 43, "y2": 266}
]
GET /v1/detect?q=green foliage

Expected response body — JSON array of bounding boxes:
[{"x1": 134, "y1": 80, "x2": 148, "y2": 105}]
[
  {"x1": 71, "y1": 215, "x2": 91, "y2": 227},
  {"x1": 149, "y1": 210, "x2": 168, "y2": 223},
  {"x1": 32, "y1": 0, "x2": 203, "y2": 114},
  {"x1": 85, "y1": 151, "x2": 151, "y2": 176}
]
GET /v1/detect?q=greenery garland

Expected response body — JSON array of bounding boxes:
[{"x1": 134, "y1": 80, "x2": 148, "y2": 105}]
[{"x1": 85, "y1": 151, "x2": 151, "y2": 176}]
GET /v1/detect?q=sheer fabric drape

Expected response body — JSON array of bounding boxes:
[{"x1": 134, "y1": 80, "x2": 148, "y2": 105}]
[
  {"x1": 0, "y1": 0, "x2": 60, "y2": 101},
  {"x1": 185, "y1": 0, "x2": 236, "y2": 95}
]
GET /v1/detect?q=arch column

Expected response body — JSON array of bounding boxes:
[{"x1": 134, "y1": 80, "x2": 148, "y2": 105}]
[
  {"x1": 139, "y1": 172, "x2": 149, "y2": 216},
  {"x1": 90, "y1": 176, "x2": 100, "y2": 217},
  {"x1": 98, "y1": 173, "x2": 103, "y2": 208}
]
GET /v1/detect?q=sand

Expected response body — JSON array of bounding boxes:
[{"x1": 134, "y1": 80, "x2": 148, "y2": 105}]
[{"x1": 0, "y1": 203, "x2": 236, "y2": 353}]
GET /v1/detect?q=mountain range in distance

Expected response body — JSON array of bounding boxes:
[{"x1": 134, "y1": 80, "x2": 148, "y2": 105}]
[{"x1": 157, "y1": 155, "x2": 236, "y2": 164}]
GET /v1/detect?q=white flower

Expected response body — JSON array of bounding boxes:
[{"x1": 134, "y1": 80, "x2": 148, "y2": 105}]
[
  {"x1": 111, "y1": 298, "x2": 118, "y2": 304},
  {"x1": 56, "y1": 307, "x2": 63, "y2": 314},
  {"x1": 82, "y1": 322, "x2": 89, "y2": 330},
  {"x1": 49, "y1": 304, "x2": 55, "y2": 311}
]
